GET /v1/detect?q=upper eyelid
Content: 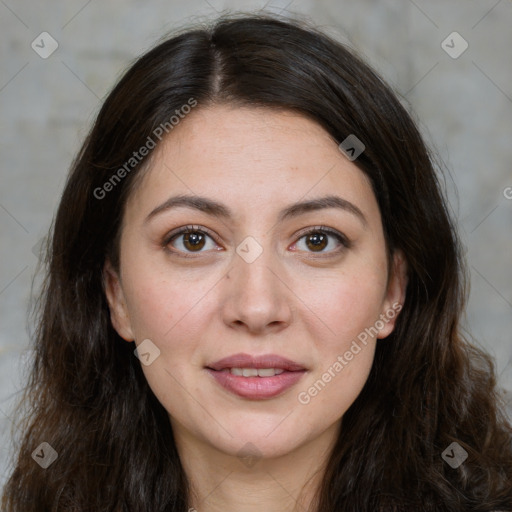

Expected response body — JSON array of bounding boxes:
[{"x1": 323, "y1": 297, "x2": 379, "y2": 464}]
[
  {"x1": 294, "y1": 225, "x2": 347, "y2": 241},
  {"x1": 164, "y1": 224, "x2": 219, "y2": 244}
]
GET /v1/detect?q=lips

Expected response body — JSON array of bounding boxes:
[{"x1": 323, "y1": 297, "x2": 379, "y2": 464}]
[
  {"x1": 205, "y1": 353, "x2": 307, "y2": 400},
  {"x1": 206, "y1": 353, "x2": 307, "y2": 372}
]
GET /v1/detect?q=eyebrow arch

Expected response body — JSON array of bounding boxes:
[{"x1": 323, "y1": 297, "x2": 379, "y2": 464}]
[{"x1": 144, "y1": 193, "x2": 367, "y2": 227}]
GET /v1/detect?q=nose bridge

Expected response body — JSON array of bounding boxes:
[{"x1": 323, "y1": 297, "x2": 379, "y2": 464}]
[{"x1": 233, "y1": 234, "x2": 280, "y2": 299}]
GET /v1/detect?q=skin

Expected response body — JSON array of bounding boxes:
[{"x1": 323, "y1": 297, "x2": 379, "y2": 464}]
[{"x1": 104, "y1": 104, "x2": 407, "y2": 512}]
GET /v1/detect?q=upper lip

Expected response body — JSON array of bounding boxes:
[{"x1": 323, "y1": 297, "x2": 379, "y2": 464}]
[{"x1": 206, "y1": 353, "x2": 306, "y2": 372}]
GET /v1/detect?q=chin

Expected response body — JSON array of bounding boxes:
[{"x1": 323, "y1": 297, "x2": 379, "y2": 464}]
[{"x1": 210, "y1": 424, "x2": 307, "y2": 461}]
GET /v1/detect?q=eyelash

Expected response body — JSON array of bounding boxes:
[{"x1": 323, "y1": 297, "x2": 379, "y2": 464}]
[{"x1": 163, "y1": 224, "x2": 350, "y2": 259}]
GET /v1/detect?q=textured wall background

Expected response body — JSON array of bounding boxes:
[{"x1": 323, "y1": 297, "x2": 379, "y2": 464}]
[{"x1": 1, "y1": 0, "x2": 511, "y2": 486}]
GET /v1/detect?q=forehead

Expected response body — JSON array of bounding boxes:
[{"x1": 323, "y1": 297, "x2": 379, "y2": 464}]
[
  {"x1": 124, "y1": 105, "x2": 377, "y2": 224},
  {"x1": 158, "y1": 105, "x2": 342, "y2": 171}
]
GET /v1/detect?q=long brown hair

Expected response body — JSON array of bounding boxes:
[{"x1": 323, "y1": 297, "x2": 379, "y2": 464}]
[{"x1": 2, "y1": 12, "x2": 511, "y2": 512}]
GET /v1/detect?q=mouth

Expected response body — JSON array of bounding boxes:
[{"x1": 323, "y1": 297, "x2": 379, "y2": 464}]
[
  {"x1": 214, "y1": 367, "x2": 288, "y2": 377},
  {"x1": 205, "y1": 353, "x2": 307, "y2": 400}
]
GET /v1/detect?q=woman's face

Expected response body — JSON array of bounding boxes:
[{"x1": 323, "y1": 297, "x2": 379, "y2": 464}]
[{"x1": 105, "y1": 105, "x2": 406, "y2": 461}]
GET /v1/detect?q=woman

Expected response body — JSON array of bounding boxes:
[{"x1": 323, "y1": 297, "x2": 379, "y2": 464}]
[{"x1": 2, "y1": 12, "x2": 511, "y2": 512}]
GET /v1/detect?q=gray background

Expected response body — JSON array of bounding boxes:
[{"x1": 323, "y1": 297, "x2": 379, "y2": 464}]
[{"x1": 1, "y1": 0, "x2": 511, "y2": 487}]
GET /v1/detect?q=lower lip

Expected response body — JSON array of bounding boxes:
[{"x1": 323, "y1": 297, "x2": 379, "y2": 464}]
[{"x1": 206, "y1": 369, "x2": 306, "y2": 400}]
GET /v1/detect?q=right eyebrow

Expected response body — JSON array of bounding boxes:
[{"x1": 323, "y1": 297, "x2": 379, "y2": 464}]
[{"x1": 145, "y1": 194, "x2": 232, "y2": 224}]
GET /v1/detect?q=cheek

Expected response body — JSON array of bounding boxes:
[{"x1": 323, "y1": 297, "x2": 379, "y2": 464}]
[
  {"x1": 293, "y1": 260, "x2": 385, "y2": 412},
  {"x1": 299, "y1": 263, "x2": 388, "y2": 349},
  {"x1": 122, "y1": 270, "x2": 211, "y2": 399},
  {"x1": 303, "y1": 348, "x2": 375, "y2": 426},
  {"x1": 121, "y1": 262, "x2": 215, "y2": 343},
  {"x1": 298, "y1": 276, "x2": 380, "y2": 420}
]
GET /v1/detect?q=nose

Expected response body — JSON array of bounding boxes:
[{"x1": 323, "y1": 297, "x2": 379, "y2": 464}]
[{"x1": 220, "y1": 245, "x2": 293, "y2": 335}]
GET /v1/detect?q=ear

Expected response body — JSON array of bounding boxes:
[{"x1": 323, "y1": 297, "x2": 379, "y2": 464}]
[
  {"x1": 377, "y1": 249, "x2": 408, "y2": 339},
  {"x1": 103, "y1": 259, "x2": 135, "y2": 342}
]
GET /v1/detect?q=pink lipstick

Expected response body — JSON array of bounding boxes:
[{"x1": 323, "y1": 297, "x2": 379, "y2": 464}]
[{"x1": 205, "y1": 353, "x2": 307, "y2": 400}]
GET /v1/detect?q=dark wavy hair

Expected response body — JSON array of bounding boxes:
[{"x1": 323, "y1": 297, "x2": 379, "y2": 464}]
[{"x1": 2, "y1": 12, "x2": 511, "y2": 512}]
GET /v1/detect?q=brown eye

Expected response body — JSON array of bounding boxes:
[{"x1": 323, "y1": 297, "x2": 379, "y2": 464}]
[
  {"x1": 294, "y1": 227, "x2": 349, "y2": 254},
  {"x1": 182, "y1": 231, "x2": 206, "y2": 251},
  {"x1": 166, "y1": 227, "x2": 218, "y2": 255},
  {"x1": 305, "y1": 232, "x2": 328, "y2": 252}
]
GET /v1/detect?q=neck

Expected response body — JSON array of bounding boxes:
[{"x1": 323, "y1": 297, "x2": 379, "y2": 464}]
[{"x1": 173, "y1": 422, "x2": 340, "y2": 512}]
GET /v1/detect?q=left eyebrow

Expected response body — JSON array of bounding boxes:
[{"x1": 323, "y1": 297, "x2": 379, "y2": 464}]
[
  {"x1": 277, "y1": 195, "x2": 367, "y2": 227},
  {"x1": 144, "y1": 193, "x2": 367, "y2": 227}
]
